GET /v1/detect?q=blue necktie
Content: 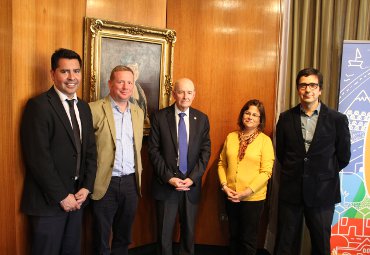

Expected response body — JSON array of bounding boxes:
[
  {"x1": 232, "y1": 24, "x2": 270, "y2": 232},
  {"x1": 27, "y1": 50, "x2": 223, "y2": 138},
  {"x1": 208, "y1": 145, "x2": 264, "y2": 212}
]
[{"x1": 178, "y1": 112, "x2": 188, "y2": 174}]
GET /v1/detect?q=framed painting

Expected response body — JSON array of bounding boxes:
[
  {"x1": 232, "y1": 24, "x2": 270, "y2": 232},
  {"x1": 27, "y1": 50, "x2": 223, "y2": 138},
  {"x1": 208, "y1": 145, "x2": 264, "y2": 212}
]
[{"x1": 83, "y1": 17, "x2": 176, "y2": 134}]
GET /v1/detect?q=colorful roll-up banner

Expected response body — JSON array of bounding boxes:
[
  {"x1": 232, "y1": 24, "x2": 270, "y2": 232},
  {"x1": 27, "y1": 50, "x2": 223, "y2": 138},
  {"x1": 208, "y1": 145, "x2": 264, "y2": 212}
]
[{"x1": 331, "y1": 40, "x2": 370, "y2": 255}]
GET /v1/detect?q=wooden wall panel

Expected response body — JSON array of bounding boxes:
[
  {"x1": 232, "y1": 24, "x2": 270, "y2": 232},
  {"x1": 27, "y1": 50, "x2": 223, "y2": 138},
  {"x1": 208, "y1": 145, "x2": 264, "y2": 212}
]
[
  {"x1": 7, "y1": 0, "x2": 86, "y2": 254},
  {"x1": 167, "y1": 0, "x2": 280, "y2": 245},
  {"x1": 1, "y1": 0, "x2": 280, "y2": 253},
  {"x1": 86, "y1": 0, "x2": 166, "y2": 27},
  {"x1": 0, "y1": 0, "x2": 16, "y2": 253}
]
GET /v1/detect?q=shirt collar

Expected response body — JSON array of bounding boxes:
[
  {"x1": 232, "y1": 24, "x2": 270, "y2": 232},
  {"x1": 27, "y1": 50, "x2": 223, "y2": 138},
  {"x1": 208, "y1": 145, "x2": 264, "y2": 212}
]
[
  {"x1": 54, "y1": 86, "x2": 78, "y2": 103},
  {"x1": 174, "y1": 104, "x2": 189, "y2": 116},
  {"x1": 300, "y1": 102, "x2": 321, "y2": 116},
  {"x1": 109, "y1": 95, "x2": 131, "y2": 113}
]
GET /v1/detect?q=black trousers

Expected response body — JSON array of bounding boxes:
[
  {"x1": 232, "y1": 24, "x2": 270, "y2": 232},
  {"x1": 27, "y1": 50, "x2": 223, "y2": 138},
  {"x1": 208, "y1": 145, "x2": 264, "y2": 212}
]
[
  {"x1": 226, "y1": 199, "x2": 265, "y2": 255},
  {"x1": 274, "y1": 201, "x2": 335, "y2": 255},
  {"x1": 29, "y1": 209, "x2": 83, "y2": 255},
  {"x1": 92, "y1": 174, "x2": 138, "y2": 255},
  {"x1": 156, "y1": 191, "x2": 198, "y2": 255}
]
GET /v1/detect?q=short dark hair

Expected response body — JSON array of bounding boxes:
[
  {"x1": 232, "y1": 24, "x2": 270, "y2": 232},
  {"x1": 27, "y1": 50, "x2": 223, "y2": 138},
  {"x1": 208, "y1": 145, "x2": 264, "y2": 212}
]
[
  {"x1": 295, "y1": 67, "x2": 323, "y2": 90},
  {"x1": 51, "y1": 48, "x2": 82, "y2": 71},
  {"x1": 109, "y1": 65, "x2": 134, "y2": 81},
  {"x1": 237, "y1": 99, "x2": 266, "y2": 131}
]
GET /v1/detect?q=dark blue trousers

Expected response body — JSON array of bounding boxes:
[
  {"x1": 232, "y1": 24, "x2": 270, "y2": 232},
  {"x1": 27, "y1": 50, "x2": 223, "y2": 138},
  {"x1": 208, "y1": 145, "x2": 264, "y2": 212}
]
[
  {"x1": 92, "y1": 174, "x2": 138, "y2": 255},
  {"x1": 226, "y1": 199, "x2": 265, "y2": 255},
  {"x1": 29, "y1": 209, "x2": 83, "y2": 255}
]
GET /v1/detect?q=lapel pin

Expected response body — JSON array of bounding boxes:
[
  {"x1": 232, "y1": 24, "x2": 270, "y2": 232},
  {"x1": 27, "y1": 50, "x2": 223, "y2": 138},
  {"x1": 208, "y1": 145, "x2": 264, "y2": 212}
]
[{"x1": 194, "y1": 117, "x2": 197, "y2": 120}]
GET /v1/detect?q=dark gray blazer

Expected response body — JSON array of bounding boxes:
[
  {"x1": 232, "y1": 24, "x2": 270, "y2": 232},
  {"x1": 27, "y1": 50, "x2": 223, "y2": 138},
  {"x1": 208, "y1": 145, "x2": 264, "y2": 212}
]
[
  {"x1": 276, "y1": 103, "x2": 351, "y2": 207},
  {"x1": 148, "y1": 104, "x2": 211, "y2": 203},
  {"x1": 20, "y1": 87, "x2": 97, "y2": 216}
]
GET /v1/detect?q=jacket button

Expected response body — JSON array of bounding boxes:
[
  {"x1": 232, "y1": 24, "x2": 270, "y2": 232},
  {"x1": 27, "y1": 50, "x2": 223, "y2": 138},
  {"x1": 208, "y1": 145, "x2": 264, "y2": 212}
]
[{"x1": 304, "y1": 157, "x2": 308, "y2": 162}]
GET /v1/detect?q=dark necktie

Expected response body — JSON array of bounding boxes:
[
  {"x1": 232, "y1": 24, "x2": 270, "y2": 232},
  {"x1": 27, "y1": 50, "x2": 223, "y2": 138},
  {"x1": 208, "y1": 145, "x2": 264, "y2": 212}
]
[
  {"x1": 66, "y1": 99, "x2": 81, "y2": 178},
  {"x1": 178, "y1": 112, "x2": 188, "y2": 174}
]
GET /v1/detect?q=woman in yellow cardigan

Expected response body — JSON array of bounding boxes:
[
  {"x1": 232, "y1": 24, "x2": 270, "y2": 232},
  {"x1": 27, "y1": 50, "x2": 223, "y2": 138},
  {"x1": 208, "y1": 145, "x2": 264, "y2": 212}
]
[{"x1": 218, "y1": 99, "x2": 275, "y2": 255}]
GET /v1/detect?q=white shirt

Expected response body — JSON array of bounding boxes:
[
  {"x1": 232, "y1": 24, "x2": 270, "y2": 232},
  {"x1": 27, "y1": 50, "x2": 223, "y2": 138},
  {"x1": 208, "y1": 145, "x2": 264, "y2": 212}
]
[{"x1": 53, "y1": 86, "x2": 82, "y2": 138}]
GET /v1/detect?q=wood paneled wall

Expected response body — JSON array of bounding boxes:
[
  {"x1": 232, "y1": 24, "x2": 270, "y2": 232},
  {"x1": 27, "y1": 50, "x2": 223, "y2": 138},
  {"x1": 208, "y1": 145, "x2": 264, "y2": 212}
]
[
  {"x1": 0, "y1": 0, "x2": 280, "y2": 253},
  {"x1": 7, "y1": 1, "x2": 87, "y2": 254},
  {"x1": 0, "y1": 0, "x2": 16, "y2": 253},
  {"x1": 167, "y1": 0, "x2": 280, "y2": 245},
  {"x1": 86, "y1": 0, "x2": 166, "y2": 26}
]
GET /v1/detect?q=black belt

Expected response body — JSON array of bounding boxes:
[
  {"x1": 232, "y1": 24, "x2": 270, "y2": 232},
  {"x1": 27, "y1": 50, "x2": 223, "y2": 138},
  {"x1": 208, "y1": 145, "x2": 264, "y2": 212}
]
[{"x1": 112, "y1": 173, "x2": 135, "y2": 178}]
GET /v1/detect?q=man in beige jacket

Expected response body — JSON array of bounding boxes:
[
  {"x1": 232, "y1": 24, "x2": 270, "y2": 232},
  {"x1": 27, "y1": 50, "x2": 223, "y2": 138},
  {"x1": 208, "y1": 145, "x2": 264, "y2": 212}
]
[{"x1": 89, "y1": 65, "x2": 144, "y2": 255}]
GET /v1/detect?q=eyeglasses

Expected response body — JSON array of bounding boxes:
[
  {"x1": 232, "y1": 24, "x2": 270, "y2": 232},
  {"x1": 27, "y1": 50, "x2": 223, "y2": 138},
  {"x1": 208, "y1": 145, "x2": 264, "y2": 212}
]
[
  {"x1": 244, "y1": 111, "x2": 260, "y2": 118},
  {"x1": 298, "y1": 83, "x2": 319, "y2": 90}
]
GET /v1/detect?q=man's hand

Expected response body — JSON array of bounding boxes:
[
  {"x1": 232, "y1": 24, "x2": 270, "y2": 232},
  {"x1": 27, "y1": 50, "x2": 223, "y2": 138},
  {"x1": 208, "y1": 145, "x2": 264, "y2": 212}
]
[
  {"x1": 75, "y1": 188, "x2": 90, "y2": 206},
  {"x1": 168, "y1": 177, "x2": 191, "y2": 191},
  {"x1": 60, "y1": 194, "x2": 80, "y2": 212},
  {"x1": 182, "y1": 178, "x2": 193, "y2": 188}
]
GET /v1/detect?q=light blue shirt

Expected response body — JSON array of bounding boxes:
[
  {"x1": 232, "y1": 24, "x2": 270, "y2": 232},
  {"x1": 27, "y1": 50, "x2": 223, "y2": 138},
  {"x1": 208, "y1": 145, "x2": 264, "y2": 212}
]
[{"x1": 110, "y1": 97, "x2": 135, "y2": 176}]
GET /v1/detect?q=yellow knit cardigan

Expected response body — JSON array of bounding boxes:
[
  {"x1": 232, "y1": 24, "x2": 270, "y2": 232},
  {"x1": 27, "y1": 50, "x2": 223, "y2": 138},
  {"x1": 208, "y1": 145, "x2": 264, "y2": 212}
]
[{"x1": 218, "y1": 131, "x2": 275, "y2": 201}]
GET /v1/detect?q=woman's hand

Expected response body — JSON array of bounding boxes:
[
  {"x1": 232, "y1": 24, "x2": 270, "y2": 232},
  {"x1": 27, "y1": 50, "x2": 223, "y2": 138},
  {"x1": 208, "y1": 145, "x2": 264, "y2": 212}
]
[
  {"x1": 223, "y1": 185, "x2": 240, "y2": 202},
  {"x1": 238, "y1": 187, "x2": 254, "y2": 200},
  {"x1": 223, "y1": 186, "x2": 253, "y2": 202}
]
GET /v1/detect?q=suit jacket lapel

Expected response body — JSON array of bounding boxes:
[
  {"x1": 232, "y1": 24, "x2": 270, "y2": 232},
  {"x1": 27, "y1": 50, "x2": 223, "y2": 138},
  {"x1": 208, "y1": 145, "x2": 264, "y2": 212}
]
[
  {"x1": 307, "y1": 103, "x2": 328, "y2": 154},
  {"x1": 292, "y1": 105, "x2": 306, "y2": 153},
  {"x1": 166, "y1": 105, "x2": 178, "y2": 151},
  {"x1": 130, "y1": 102, "x2": 141, "y2": 146},
  {"x1": 77, "y1": 101, "x2": 85, "y2": 148},
  {"x1": 188, "y1": 108, "x2": 196, "y2": 152},
  {"x1": 47, "y1": 88, "x2": 76, "y2": 148},
  {"x1": 77, "y1": 100, "x2": 90, "y2": 154},
  {"x1": 102, "y1": 96, "x2": 116, "y2": 146}
]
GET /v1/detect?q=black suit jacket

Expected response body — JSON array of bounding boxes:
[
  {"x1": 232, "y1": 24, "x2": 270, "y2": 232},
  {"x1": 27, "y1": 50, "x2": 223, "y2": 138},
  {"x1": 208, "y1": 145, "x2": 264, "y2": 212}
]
[
  {"x1": 148, "y1": 104, "x2": 211, "y2": 203},
  {"x1": 276, "y1": 103, "x2": 351, "y2": 207},
  {"x1": 20, "y1": 87, "x2": 97, "y2": 216}
]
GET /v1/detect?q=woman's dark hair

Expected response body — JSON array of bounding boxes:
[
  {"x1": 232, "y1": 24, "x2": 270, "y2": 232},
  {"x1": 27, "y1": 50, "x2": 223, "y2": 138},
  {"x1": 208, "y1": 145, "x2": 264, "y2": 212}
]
[{"x1": 237, "y1": 99, "x2": 266, "y2": 131}]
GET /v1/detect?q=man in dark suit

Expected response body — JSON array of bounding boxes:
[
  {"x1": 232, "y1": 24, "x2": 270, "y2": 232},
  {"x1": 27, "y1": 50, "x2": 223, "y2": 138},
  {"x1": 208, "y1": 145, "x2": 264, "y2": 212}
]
[
  {"x1": 274, "y1": 68, "x2": 351, "y2": 255},
  {"x1": 20, "y1": 48, "x2": 97, "y2": 255},
  {"x1": 148, "y1": 78, "x2": 211, "y2": 255}
]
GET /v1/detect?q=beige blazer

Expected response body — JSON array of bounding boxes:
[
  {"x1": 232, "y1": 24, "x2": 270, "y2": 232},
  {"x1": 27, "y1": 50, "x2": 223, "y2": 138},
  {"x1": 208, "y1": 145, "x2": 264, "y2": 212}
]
[{"x1": 89, "y1": 96, "x2": 144, "y2": 200}]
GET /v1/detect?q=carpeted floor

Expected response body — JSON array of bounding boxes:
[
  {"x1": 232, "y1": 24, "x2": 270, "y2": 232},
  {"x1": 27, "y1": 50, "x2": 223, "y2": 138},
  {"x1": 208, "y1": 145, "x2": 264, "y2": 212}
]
[{"x1": 128, "y1": 244, "x2": 271, "y2": 255}]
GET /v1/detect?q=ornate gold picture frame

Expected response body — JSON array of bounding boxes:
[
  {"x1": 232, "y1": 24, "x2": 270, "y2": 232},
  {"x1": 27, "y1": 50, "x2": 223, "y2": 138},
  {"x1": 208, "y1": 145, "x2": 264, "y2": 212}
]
[{"x1": 83, "y1": 17, "x2": 176, "y2": 134}]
